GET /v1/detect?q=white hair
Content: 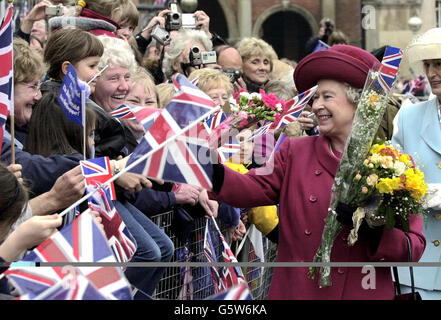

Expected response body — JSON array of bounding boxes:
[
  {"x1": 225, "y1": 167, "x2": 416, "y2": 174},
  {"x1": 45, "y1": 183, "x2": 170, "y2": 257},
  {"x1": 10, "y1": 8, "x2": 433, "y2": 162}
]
[
  {"x1": 344, "y1": 83, "x2": 362, "y2": 104},
  {"x1": 162, "y1": 29, "x2": 212, "y2": 80},
  {"x1": 97, "y1": 35, "x2": 138, "y2": 76}
]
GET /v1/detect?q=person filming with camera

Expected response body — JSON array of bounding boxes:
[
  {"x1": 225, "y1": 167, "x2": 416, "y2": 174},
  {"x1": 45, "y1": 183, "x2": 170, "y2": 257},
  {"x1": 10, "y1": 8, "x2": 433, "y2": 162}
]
[{"x1": 304, "y1": 17, "x2": 334, "y2": 57}]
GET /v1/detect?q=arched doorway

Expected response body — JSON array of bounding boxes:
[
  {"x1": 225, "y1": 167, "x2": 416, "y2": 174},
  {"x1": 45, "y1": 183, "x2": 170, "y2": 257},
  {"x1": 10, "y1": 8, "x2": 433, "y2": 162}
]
[
  {"x1": 261, "y1": 11, "x2": 313, "y2": 63},
  {"x1": 253, "y1": 4, "x2": 317, "y2": 63},
  {"x1": 196, "y1": 0, "x2": 229, "y2": 41}
]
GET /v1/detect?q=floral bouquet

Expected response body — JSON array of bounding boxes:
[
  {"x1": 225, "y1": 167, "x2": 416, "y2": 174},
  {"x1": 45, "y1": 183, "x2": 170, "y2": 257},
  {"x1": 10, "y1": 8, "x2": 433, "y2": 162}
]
[
  {"x1": 309, "y1": 46, "x2": 405, "y2": 287},
  {"x1": 208, "y1": 89, "x2": 286, "y2": 150},
  {"x1": 345, "y1": 141, "x2": 427, "y2": 245}
]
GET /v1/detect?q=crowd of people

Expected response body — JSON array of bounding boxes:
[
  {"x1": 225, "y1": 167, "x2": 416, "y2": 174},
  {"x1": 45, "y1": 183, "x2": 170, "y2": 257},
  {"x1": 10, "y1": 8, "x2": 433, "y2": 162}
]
[{"x1": 0, "y1": 0, "x2": 440, "y2": 300}]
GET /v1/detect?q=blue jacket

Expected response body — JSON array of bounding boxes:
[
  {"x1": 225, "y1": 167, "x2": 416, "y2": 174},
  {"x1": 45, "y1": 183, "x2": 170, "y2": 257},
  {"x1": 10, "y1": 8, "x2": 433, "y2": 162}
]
[
  {"x1": 392, "y1": 97, "x2": 441, "y2": 291},
  {"x1": 1, "y1": 136, "x2": 81, "y2": 196},
  {"x1": 127, "y1": 188, "x2": 176, "y2": 217}
]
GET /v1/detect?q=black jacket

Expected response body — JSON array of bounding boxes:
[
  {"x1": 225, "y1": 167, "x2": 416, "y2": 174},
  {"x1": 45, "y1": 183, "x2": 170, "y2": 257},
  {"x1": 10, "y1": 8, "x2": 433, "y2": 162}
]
[
  {"x1": 89, "y1": 101, "x2": 127, "y2": 159},
  {"x1": 40, "y1": 80, "x2": 127, "y2": 160}
]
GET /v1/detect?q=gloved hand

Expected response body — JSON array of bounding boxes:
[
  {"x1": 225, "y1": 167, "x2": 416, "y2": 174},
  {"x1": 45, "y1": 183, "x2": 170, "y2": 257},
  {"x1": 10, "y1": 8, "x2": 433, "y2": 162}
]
[
  {"x1": 335, "y1": 202, "x2": 357, "y2": 226},
  {"x1": 335, "y1": 201, "x2": 385, "y2": 252},
  {"x1": 423, "y1": 183, "x2": 441, "y2": 210}
]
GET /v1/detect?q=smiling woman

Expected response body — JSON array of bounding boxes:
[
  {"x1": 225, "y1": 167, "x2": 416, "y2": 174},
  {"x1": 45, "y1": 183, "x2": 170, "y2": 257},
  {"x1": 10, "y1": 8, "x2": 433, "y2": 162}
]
[
  {"x1": 8, "y1": 37, "x2": 45, "y2": 143},
  {"x1": 91, "y1": 35, "x2": 137, "y2": 113},
  {"x1": 236, "y1": 37, "x2": 278, "y2": 93},
  {"x1": 208, "y1": 45, "x2": 425, "y2": 300}
]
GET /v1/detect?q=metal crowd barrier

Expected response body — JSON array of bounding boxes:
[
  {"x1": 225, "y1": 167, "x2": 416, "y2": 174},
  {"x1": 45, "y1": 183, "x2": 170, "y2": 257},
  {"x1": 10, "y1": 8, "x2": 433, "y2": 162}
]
[{"x1": 149, "y1": 210, "x2": 278, "y2": 300}]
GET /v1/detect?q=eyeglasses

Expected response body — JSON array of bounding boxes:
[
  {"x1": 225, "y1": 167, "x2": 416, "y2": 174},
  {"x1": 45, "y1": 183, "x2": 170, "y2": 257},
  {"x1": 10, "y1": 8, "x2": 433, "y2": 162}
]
[{"x1": 19, "y1": 82, "x2": 41, "y2": 96}]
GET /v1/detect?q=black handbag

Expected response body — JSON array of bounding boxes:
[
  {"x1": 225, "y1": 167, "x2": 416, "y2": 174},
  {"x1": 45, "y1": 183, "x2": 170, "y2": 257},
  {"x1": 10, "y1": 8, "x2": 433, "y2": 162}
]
[{"x1": 392, "y1": 233, "x2": 422, "y2": 300}]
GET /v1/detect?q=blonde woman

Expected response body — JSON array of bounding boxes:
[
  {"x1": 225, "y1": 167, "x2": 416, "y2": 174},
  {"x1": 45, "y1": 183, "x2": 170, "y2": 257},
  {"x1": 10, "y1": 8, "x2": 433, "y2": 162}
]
[
  {"x1": 124, "y1": 67, "x2": 160, "y2": 150},
  {"x1": 188, "y1": 68, "x2": 233, "y2": 110},
  {"x1": 236, "y1": 37, "x2": 278, "y2": 93}
]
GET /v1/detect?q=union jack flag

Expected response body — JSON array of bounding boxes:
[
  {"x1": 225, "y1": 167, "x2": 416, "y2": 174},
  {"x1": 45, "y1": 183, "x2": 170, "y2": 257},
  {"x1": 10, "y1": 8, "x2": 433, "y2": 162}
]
[
  {"x1": 203, "y1": 219, "x2": 223, "y2": 293},
  {"x1": 0, "y1": 4, "x2": 13, "y2": 156},
  {"x1": 86, "y1": 185, "x2": 137, "y2": 263},
  {"x1": 377, "y1": 46, "x2": 403, "y2": 91},
  {"x1": 80, "y1": 157, "x2": 116, "y2": 200},
  {"x1": 246, "y1": 122, "x2": 271, "y2": 142},
  {"x1": 269, "y1": 85, "x2": 317, "y2": 131},
  {"x1": 19, "y1": 272, "x2": 108, "y2": 300},
  {"x1": 202, "y1": 110, "x2": 240, "y2": 163},
  {"x1": 204, "y1": 218, "x2": 247, "y2": 293},
  {"x1": 126, "y1": 73, "x2": 218, "y2": 190},
  {"x1": 4, "y1": 210, "x2": 133, "y2": 300},
  {"x1": 110, "y1": 104, "x2": 162, "y2": 133},
  {"x1": 207, "y1": 283, "x2": 252, "y2": 300},
  {"x1": 131, "y1": 106, "x2": 161, "y2": 132},
  {"x1": 109, "y1": 105, "x2": 136, "y2": 120}
]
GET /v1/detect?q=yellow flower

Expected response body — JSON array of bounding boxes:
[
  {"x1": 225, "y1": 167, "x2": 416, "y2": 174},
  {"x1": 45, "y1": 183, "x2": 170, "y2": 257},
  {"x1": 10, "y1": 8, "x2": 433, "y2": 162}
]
[
  {"x1": 404, "y1": 169, "x2": 428, "y2": 200},
  {"x1": 376, "y1": 177, "x2": 401, "y2": 194},
  {"x1": 369, "y1": 94, "x2": 379, "y2": 109},
  {"x1": 370, "y1": 144, "x2": 386, "y2": 155},
  {"x1": 399, "y1": 154, "x2": 411, "y2": 165}
]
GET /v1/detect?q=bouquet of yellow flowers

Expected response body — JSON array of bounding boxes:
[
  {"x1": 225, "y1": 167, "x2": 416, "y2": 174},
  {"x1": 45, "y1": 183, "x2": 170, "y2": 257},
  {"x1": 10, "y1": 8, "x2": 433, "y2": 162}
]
[{"x1": 345, "y1": 141, "x2": 427, "y2": 245}]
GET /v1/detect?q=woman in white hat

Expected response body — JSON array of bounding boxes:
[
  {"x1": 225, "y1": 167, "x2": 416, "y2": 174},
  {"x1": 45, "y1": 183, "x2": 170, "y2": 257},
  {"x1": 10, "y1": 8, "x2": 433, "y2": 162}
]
[{"x1": 392, "y1": 27, "x2": 441, "y2": 300}]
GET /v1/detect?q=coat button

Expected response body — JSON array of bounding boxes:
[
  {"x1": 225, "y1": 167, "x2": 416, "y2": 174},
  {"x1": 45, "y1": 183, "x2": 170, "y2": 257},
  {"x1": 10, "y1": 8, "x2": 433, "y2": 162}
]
[
  {"x1": 438, "y1": 162, "x2": 441, "y2": 169},
  {"x1": 436, "y1": 214, "x2": 441, "y2": 220},
  {"x1": 309, "y1": 195, "x2": 317, "y2": 202},
  {"x1": 315, "y1": 169, "x2": 322, "y2": 176},
  {"x1": 304, "y1": 229, "x2": 311, "y2": 236},
  {"x1": 337, "y1": 268, "x2": 345, "y2": 274},
  {"x1": 434, "y1": 240, "x2": 440, "y2": 247}
]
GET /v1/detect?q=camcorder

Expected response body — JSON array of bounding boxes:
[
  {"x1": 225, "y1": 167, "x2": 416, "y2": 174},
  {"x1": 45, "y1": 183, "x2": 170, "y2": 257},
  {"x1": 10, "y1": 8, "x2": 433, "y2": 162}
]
[
  {"x1": 45, "y1": 5, "x2": 64, "y2": 16},
  {"x1": 222, "y1": 69, "x2": 241, "y2": 83},
  {"x1": 324, "y1": 19, "x2": 334, "y2": 38},
  {"x1": 151, "y1": 25, "x2": 171, "y2": 46},
  {"x1": 165, "y1": 1, "x2": 197, "y2": 31},
  {"x1": 189, "y1": 46, "x2": 217, "y2": 67}
]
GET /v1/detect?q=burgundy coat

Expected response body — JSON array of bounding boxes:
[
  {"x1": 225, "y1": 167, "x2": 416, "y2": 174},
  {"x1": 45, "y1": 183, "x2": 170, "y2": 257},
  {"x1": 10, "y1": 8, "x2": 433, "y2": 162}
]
[{"x1": 209, "y1": 135, "x2": 426, "y2": 300}]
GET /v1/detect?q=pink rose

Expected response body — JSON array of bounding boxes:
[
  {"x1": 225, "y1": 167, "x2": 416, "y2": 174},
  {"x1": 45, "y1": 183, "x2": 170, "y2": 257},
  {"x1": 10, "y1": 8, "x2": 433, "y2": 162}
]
[{"x1": 262, "y1": 92, "x2": 280, "y2": 110}]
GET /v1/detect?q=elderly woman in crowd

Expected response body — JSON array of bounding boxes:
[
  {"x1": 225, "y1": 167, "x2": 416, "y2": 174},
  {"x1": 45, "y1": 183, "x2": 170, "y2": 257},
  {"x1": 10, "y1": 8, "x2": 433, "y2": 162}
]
[
  {"x1": 208, "y1": 44, "x2": 426, "y2": 300},
  {"x1": 188, "y1": 68, "x2": 233, "y2": 110},
  {"x1": 7, "y1": 37, "x2": 44, "y2": 145},
  {"x1": 236, "y1": 37, "x2": 278, "y2": 93},
  {"x1": 392, "y1": 27, "x2": 441, "y2": 300},
  {"x1": 162, "y1": 28, "x2": 213, "y2": 80}
]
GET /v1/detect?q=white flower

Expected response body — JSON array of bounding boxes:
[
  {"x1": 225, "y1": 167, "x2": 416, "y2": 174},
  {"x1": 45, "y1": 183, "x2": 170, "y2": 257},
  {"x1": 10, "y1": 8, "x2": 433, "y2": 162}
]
[
  {"x1": 250, "y1": 92, "x2": 261, "y2": 99},
  {"x1": 276, "y1": 103, "x2": 283, "y2": 112},
  {"x1": 393, "y1": 161, "x2": 407, "y2": 176},
  {"x1": 240, "y1": 91, "x2": 251, "y2": 100},
  {"x1": 230, "y1": 103, "x2": 239, "y2": 112}
]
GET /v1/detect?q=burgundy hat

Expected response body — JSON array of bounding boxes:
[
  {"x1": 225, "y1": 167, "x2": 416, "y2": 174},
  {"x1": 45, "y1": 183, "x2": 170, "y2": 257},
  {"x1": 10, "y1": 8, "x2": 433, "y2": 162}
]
[{"x1": 294, "y1": 45, "x2": 380, "y2": 93}]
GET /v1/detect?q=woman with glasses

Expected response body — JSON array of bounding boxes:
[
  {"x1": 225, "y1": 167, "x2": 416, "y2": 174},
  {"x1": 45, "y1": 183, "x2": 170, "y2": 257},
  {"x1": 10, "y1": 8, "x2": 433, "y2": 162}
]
[{"x1": 6, "y1": 37, "x2": 45, "y2": 145}]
